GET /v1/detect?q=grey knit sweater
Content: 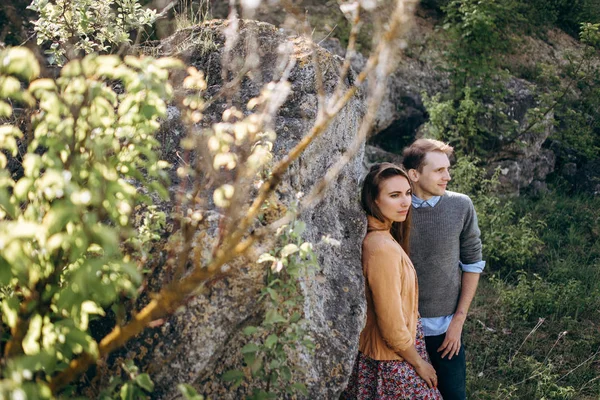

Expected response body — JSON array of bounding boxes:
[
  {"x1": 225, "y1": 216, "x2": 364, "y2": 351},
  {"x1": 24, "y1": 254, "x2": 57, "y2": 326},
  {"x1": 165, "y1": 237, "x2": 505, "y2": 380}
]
[{"x1": 409, "y1": 191, "x2": 483, "y2": 318}]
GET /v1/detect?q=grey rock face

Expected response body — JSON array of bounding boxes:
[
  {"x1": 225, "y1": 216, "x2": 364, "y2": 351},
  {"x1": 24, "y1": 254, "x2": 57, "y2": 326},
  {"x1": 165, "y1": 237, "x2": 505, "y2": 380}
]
[
  {"x1": 488, "y1": 78, "x2": 556, "y2": 195},
  {"x1": 118, "y1": 20, "x2": 367, "y2": 399}
]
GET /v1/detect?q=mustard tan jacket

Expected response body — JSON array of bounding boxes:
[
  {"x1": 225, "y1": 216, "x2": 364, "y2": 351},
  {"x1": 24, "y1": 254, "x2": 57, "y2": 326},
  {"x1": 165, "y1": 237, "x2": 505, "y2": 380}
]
[{"x1": 358, "y1": 216, "x2": 419, "y2": 361}]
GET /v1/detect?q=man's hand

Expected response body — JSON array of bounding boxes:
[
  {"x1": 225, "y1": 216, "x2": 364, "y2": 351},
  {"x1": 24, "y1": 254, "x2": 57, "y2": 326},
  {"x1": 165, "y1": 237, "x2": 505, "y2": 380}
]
[{"x1": 437, "y1": 314, "x2": 465, "y2": 359}]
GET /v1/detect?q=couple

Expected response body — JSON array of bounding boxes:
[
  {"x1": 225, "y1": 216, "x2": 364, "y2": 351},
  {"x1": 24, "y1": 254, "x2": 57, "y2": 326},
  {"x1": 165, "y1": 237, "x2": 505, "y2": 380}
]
[{"x1": 343, "y1": 139, "x2": 484, "y2": 400}]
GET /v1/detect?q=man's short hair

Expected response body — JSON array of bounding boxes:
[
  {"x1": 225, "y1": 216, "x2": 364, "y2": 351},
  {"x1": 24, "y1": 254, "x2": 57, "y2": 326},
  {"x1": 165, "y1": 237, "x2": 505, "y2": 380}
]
[{"x1": 402, "y1": 138, "x2": 454, "y2": 172}]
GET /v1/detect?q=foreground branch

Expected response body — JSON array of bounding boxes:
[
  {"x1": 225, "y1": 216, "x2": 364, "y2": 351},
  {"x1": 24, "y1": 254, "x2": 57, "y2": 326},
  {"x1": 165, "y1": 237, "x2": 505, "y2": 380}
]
[{"x1": 48, "y1": 1, "x2": 418, "y2": 392}]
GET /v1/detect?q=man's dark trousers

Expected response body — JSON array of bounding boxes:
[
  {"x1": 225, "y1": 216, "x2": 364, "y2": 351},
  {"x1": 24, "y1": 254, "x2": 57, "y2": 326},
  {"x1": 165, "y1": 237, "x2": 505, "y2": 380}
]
[{"x1": 425, "y1": 332, "x2": 466, "y2": 400}]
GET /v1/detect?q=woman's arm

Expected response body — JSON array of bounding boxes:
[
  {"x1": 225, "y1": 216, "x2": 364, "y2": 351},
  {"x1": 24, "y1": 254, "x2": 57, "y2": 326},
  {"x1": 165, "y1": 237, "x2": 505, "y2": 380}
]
[
  {"x1": 395, "y1": 345, "x2": 438, "y2": 388},
  {"x1": 365, "y1": 241, "x2": 438, "y2": 388},
  {"x1": 365, "y1": 243, "x2": 414, "y2": 351}
]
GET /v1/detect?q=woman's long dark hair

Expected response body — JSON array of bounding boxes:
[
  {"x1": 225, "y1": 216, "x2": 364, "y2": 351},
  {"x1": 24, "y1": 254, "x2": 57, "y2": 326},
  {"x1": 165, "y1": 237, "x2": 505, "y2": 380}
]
[{"x1": 361, "y1": 163, "x2": 412, "y2": 254}]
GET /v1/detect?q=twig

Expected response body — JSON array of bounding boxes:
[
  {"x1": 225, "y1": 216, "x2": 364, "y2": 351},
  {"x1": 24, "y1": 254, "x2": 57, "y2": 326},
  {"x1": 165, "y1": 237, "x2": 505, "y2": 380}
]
[
  {"x1": 509, "y1": 317, "x2": 545, "y2": 366},
  {"x1": 556, "y1": 345, "x2": 600, "y2": 382}
]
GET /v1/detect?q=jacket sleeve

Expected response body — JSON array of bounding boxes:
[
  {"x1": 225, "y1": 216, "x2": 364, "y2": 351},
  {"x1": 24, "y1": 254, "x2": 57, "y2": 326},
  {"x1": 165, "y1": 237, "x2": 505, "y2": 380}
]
[
  {"x1": 364, "y1": 242, "x2": 414, "y2": 353},
  {"x1": 459, "y1": 197, "x2": 483, "y2": 264}
]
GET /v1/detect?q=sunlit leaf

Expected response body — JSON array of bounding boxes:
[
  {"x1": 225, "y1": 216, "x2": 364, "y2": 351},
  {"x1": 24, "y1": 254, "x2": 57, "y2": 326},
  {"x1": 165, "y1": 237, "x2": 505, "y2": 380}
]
[
  {"x1": 177, "y1": 383, "x2": 204, "y2": 400},
  {"x1": 280, "y1": 244, "x2": 299, "y2": 258},
  {"x1": 265, "y1": 334, "x2": 278, "y2": 349},
  {"x1": 0, "y1": 47, "x2": 40, "y2": 81},
  {"x1": 23, "y1": 314, "x2": 43, "y2": 355},
  {"x1": 120, "y1": 382, "x2": 136, "y2": 400},
  {"x1": 134, "y1": 373, "x2": 154, "y2": 392},
  {"x1": 2, "y1": 296, "x2": 20, "y2": 328},
  {"x1": 0, "y1": 100, "x2": 12, "y2": 117}
]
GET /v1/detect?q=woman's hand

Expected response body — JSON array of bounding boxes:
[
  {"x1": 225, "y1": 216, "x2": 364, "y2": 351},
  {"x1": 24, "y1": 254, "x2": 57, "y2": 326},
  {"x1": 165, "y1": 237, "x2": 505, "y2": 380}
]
[{"x1": 415, "y1": 359, "x2": 438, "y2": 389}]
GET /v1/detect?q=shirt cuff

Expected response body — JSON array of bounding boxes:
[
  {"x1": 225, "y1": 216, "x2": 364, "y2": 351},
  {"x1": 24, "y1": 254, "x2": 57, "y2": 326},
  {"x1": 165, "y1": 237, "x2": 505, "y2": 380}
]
[{"x1": 460, "y1": 260, "x2": 485, "y2": 273}]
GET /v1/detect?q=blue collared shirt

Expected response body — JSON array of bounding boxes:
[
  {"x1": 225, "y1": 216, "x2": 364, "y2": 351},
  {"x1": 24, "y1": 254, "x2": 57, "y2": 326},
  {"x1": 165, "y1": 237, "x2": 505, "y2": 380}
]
[{"x1": 412, "y1": 194, "x2": 485, "y2": 336}]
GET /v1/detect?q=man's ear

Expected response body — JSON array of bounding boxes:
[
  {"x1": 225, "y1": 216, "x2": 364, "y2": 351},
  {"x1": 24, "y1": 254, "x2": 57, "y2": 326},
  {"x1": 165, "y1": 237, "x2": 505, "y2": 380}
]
[{"x1": 408, "y1": 168, "x2": 419, "y2": 182}]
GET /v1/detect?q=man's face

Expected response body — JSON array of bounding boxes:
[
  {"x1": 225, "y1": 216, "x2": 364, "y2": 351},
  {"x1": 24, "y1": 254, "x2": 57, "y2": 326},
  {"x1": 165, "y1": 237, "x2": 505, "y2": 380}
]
[{"x1": 409, "y1": 151, "x2": 451, "y2": 199}]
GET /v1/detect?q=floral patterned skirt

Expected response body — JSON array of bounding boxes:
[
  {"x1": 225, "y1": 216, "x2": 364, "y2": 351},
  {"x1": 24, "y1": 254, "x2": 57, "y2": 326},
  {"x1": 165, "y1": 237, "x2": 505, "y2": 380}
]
[{"x1": 342, "y1": 320, "x2": 443, "y2": 399}]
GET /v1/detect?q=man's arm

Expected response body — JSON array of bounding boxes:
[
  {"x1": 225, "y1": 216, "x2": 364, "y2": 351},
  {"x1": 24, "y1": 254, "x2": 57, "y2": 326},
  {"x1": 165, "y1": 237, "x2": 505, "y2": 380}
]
[
  {"x1": 439, "y1": 196, "x2": 485, "y2": 359},
  {"x1": 437, "y1": 271, "x2": 480, "y2": 359}
]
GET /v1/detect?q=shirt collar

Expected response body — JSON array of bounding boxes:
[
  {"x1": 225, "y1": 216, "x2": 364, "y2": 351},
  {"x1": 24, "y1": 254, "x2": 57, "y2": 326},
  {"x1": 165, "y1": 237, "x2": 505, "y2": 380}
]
[{"x1": 412, "y1": 194, "x2": 441, "y2": 208}]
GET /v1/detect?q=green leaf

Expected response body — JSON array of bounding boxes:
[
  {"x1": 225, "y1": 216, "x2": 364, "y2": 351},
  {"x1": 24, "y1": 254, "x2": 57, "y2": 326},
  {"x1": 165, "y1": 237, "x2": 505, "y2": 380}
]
[
  {"x1": 13, "y1": 177, "x2": 34, "y2": 200},
  {"x1": 60, "y1": 60, "x2": 83, "y2": 78},
  {"x1": 22, "y1": 314, "x2": 43, "y2": 355},
  {"x1": 0, "y1": 76, "x2": 21, "y2": 98},
  {"x1": 7, "y1": 221, "x2": 39, "y2": 240},
  {"x1": 0, "y1": 255, "x2": 12, "y2": 285},
  {"x1": 120, "y1": 382, "x2": 136, "y2": 400},
  {"x1": 280, "y1": 244, "x2": 299, "y2": 258},
  {"x1": 0, "y1": 100, "x2": 11, "y2": 118},
  {"x1": 265, "y1": 334, "x2": 278, "y2": 349},
  {"x1": 28, "y1": 78, "x2": 57, "y2": 95},
  {"x1": 243, "y1": 326, "x2": 258, "y2": 336},
  {"x1": 1, "y1": 296, "x2": 20, "y2": 328},
  {"x1": 250, "y1": 389, "x2": 275, "y2": 400},
  {"x1": 0, "y1": 47, "x2": 40, "y2": 81},
  {"x1": 266, "y1": 287, "x2": 279, "y2": 302},
  {"x1": 280, "y1": 366, "x2": 291, "y2": 382},
  {"x1": 293, "y1": 220, "x2": 306, "y2": 236},
  {"x1": 257, "y1": 253, "x2": 277, "y2": 264},
  {"x1": 264, "y1": 309, "x2": 287, "y2": 325},
  {"x1": 134, "y1": 373, "x2": 154, "y2": 392},
  {"x1": 43, "y1": 203, "x2": 75, "y2": 235},
  {"x1": 0, "y1": 125, "x2": 24, "y2": 155},
  {"x1": 241, "y1": 343, "x2": 260, "y2": 354},
  {"x1": 250, "y1": 357, "x2": 263, "y2": 376},
  {"x1": 177, "y1": 384, "x2": 204, "y2": 400},
  {"x1": 221, "y1": 369, "x2": 244, "y2": 382},
  {"x1": 153, "y1": 57, "x2": 185, "y2": 70},
  {"x1": 289, "y1": 312, "x2": 301, "y2": 323},
  {"x1": 291, "y1": 383, "x2": 308, "y2": 396},
  {"x1": 243, "y1": 351, "x2": 255, "y2": 366}
]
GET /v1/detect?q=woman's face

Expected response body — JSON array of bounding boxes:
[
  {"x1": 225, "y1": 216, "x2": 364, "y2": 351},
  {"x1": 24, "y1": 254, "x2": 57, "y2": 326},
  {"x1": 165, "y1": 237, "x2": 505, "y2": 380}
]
[{"x1": 375, "y1": 175, "x2": 412, "y2": 223}]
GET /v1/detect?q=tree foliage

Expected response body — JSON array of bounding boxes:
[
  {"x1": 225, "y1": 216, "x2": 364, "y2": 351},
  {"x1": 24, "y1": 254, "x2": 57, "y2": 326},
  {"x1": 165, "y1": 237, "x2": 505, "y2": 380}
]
[
  {"x1": 28, "y1": 0, "x2": 158, "y2": 64},
  {"x1": 0, "y1": 46, "x2": 179, "y2": 398}
]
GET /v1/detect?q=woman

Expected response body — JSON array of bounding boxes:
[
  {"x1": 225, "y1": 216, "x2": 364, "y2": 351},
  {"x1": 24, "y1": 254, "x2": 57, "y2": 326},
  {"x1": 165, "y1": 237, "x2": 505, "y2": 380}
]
[{"x1": 343, "y1": 163, "x2": 442, "y2": 399}]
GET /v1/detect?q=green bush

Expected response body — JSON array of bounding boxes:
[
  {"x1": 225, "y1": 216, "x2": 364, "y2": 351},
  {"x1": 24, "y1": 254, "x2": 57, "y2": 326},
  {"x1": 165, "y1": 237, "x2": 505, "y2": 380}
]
[
  {"x1": 29, "y1": 0, "x2": 158, "y2": 64},
  {"x1": 493, "y1": 272, "x2": 586, "y2": 321},
  {"x1": 449, "y1": 156, "x2": 544, "y2": 270},
  {"x1": 517, "y1": 0, "x2": 600, "y2": 36},
  {"x1": 0, "y1": 46, "x2": 179, "y2": 398},
  {"x1": 224, "y1": 216, "x2": 318, "y2": 399}
]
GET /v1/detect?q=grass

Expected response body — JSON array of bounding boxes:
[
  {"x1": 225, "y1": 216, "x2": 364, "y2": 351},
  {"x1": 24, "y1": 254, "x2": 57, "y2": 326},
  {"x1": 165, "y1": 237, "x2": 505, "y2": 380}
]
[
  {"x1": 173, "y1": 0, "x2": 211, "y2": 31},
  {"x1": 465, "y1": 191, "x2": 600, "y2": 399}
]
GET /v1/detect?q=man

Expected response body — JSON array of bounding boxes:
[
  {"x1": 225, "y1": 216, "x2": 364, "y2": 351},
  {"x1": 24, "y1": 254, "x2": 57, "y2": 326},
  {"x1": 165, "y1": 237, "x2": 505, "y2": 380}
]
[{"x1": 402, "y1": 138, "x2": 485, "y2": 400}]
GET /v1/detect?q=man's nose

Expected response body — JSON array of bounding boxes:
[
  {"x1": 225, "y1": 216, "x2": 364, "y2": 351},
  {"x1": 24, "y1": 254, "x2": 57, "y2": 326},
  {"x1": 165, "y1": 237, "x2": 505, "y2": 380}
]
[{"x1": 443, "y1": 170, "x2": 451, "y2": 181}]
